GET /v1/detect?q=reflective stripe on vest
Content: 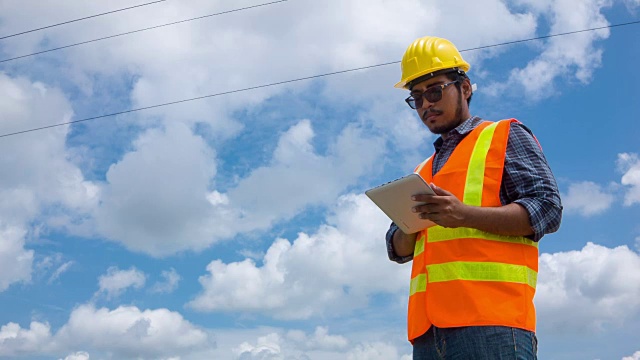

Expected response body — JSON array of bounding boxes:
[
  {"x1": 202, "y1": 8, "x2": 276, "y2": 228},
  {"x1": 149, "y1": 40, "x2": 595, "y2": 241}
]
[
  {"x1": 406, "y1": 119, "x2": 539, "y2": 342},
  {"x1": 426, "y1": 261, "x2": 538, "y2": 288}
]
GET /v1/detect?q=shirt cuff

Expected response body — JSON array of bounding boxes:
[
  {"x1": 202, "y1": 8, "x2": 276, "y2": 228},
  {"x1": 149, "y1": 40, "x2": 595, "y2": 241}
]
[
  {"x1": 386, "y1": 223, "x2": 413, "y2": 264},
  {"x1": 513, "y1": 198, "x2": 562, "y2": 242}
]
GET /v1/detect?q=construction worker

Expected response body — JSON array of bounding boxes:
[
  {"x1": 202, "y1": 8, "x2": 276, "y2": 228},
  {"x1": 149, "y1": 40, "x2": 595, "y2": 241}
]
[{"x1": 386, "y1": 36, "x2": 562, "y2": 359}]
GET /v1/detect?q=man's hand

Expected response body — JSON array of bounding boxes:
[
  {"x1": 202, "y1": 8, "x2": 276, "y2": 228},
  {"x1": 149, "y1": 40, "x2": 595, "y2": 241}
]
[
  {"x1": 411, "y1": 183, "x2": 535, "y2": 237},
  {"x1": 411, "y1": 183, "x2": 468, "y2": 228}
]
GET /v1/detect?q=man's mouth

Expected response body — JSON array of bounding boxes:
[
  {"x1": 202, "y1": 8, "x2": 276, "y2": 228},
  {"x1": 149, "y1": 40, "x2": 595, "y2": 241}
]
[{"x1": 424, "y1": 111, "x2": 442, "y2": 121}]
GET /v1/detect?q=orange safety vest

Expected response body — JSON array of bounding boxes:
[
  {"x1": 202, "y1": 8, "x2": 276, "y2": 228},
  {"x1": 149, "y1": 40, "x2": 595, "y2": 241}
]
[{"x1": 407, "y1": 119, "x2": 539, "y2": 342}]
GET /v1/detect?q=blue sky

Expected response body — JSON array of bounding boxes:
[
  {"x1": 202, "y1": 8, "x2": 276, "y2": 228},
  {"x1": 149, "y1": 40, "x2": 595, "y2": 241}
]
[{"x1": 0, "y1": 0, "x2": 639, "y2": 359}]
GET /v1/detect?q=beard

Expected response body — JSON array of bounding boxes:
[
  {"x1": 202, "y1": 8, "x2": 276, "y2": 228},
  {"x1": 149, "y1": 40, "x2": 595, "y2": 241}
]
[{"x1": 426, "y1": 93, "x2": 465, "y2": 135}]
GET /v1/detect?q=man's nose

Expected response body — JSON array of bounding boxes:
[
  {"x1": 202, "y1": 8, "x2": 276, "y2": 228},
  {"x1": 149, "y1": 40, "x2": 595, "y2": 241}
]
[{"x1": 419, "y1": 96, "x2": 434, "y2": 110}]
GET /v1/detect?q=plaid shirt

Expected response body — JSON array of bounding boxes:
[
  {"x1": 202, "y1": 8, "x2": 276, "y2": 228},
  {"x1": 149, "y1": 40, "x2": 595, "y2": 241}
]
[{"x1": 386, "y1": 116, "x2": 563, "y2": 264}]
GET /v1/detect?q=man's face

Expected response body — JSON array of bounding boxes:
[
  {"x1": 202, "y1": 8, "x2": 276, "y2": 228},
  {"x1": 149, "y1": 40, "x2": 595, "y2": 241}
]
[{"x1": 410, "y1": 74, "x2": 467, "y2": 135}]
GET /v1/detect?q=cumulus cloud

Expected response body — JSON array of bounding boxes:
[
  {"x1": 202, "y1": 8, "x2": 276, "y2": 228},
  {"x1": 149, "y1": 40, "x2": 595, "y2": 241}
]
[
  {"x1": 536, "y1": 242, "x2": 640, "y2": 332},
  {"x1": 55, "y1": 305, "x2": 213, "y2": 359},
  {"x1": 61, "y1": 351, "x2": 90, "y2": 360},
  {"x1": 493, "y1": 0, "x2": 611, "y2": 99},
  {"x1": 346, "y1": 342, "x2": 411, "y2": 360},
  {"x1": 94, "y1": 118, "x2": 384, "y2": 257},
  {"x1": 286, "y1": 327, "x2": 348, "y2": 351},
  {"x1": 188, "y1": 194, "x2": 408, "y2": 319},
  {"x1": 562, "y1": 181, "x2": 615, "y2": 216},
  {"x1": 0, "y1": 227, "x2": 33, "y2": 292},
  {"x1": 94, "y1": 122, "x2": 223, "y2": 256},
  {"x1": 227, "y1": 120, "x2": 385, "y2": 231},
  {"x1": 0, "y1": 305, "x2": 214, "y2": 359},
  {"x1": 233, "y1": 333, "x2": 283, "y2": 359},
  {"x1": 229, "y1": 328, "x2": 408, "y2": 360},
  {"x1": 623, "y1": 351, "x2": 640, "y2": 360},
  {"x1": 0, "y1": 321, "x2": 53, "y2": 357},
  {"x1": 96, "y1": 267, "x2": 146, "y2": 299},
  {"x1": 0, "y1": 73, "x2": 97, "y2": 291},
  {"x1": 150, "y1": 268, "x2": 181, "y2": 294},
  {"x1": 617, "y1": 153, "x2": 640, "y2": 206}
]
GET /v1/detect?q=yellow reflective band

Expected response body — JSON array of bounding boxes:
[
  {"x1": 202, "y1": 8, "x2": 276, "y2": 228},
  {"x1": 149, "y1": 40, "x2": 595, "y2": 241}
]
[
  {"x1": 414, "y1": 156, "x2": 432, "y2": 174},
  {"x1": 427, "y1": 261, "x2": 538, "y2": 288},
  {"x1": 414, "y1": 235, "x2": 425, "y2": 257},
  {"x1": 463, "y1": 122, "x2": 499, "y2": 206},
  {"x1": 410, "y1": 274, "x2": 427, "y2": 296},
  {"x1": 427, "y1": 226, "x2": 538, "y2": 248}
]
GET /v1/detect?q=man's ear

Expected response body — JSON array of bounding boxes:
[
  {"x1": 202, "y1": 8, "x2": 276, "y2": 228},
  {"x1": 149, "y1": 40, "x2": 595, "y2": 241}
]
[{"x1": 461, "y1": 80, "x2": 472, "y2": 99}]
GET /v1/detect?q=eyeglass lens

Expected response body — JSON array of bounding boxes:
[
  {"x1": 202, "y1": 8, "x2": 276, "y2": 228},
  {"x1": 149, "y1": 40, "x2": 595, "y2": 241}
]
[{"x1": 412, "y1": 87, "x2": 443, "y2": 109}]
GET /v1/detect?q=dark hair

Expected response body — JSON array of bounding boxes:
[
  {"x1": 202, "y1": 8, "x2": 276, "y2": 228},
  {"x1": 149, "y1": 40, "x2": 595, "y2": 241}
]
[{"x1": 445, "y1": 70, "x2": 473, "y2": 106}]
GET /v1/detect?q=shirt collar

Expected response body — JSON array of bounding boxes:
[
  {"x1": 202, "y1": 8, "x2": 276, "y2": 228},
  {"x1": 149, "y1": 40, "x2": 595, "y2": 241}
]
[{"x1": 433, "y1": 116, "x2": 482, "y2": 152}]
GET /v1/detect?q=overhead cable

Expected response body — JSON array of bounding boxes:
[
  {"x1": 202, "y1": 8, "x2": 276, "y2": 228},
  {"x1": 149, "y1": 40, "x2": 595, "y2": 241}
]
[
  {"x1": 0, "y1": 0, "x2": 290, "y2": 64},
  {"x1": 0, "y1": 0, "x2": 168, "y2": 40},
  {"x1": 1, "y1": 20, "x2": 639, "y2": 139}
]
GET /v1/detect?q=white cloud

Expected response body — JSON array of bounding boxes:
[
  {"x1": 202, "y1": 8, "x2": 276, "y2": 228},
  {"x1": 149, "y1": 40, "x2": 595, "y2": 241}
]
[
  {"x1": 617, "y1": 153, "x2": 640, "y2": 206},
  {"x1": 286, "y1": 327, "x2": 348, "y2": 351},
  {"x1": 96, "y1": 267, "x2": 146, "y2": 299},
  {"x1": 0, "y1": 304, "x2": 215, "y2": 359},
  {"x1": 624, "y1": 0, "x2": 640, "y2": 12},
  {"x1": 536, "y1": 242, "x2": 640, "y2": 332},
  {"x1": 94, "y1": 122, "x2": 221, "y2": 257},
  {"x1": 0, "y1": 73, "x2": 98, "y2": 292},
  {"x1": 346, "y1": 342, "x2": 411, "y2": 360},
  {"x1": 0, "y1": 226, "x2": 33, "y2": 291},
  {"x1": 48, "y1": 261, "x2": 75, "y2": 284},
  {"x1": 228, "y1": 328, "x2": 408, "y2": 360},
  {"x1": 233, "y1": 333, "x2": 283, "y2": 359},
  {"x1": 188, "y1": 194, "x2": 408, "y2": 319},
  {"x1": 61, "y1": 351, "x2": 90, "y2": 360},
  {"x1": 0, "y1": 321, "x2": 53, "y2": 357},
  {"x1": 55, "y1": 305, "x2": 213, "y2": 359},
  {"x1": 496, "y1": 0, "x2": 611, "y2": 99},
  {"x1": 623, "y1": 351, "x2": 640, "y2": 360},
  {"x1": 94, "y1": 119, "x2": 384, "y2": 257},
  {"x1": 227, "y1": 120, "x2": 386, "y2": 231},
  {"x1": 562, "y1": 181, "x2": 615, "y2": 216},
  {"x1": 0, "y1": 0, "x2": 542, "y2": 136},
  {"x1": 150, "y1": 268, "x2": 181, "y2": 294}
]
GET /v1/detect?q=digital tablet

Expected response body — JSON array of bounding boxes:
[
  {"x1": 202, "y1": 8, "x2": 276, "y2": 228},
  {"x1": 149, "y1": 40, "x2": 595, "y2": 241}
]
[{"x1": 365, "y1": 173, "x2": 436, "y2": 234}]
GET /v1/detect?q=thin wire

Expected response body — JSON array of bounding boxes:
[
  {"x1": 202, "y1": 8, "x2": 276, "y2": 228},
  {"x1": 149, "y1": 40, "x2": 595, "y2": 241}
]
[
  {"x1": 1, "y1": 20, "x2": 638, "y2": 139},
  {"x1": 0, "y1": 61, "x2": 398, "y2": 138},
  {"x1": 0, "y1": 0, "x2": 290, "y2": 64},
  {"x1": 461, "y1": 19, "x2": 640, "y2": 52},
  {"x1": 0, "y1": 0, "x2": 168, "y2": 40}
]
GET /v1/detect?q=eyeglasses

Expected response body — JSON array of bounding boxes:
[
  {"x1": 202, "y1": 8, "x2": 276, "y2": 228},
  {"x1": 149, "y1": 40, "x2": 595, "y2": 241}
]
[{"x1": 405, "y1": 80, "x2": 459, "y2": 109}]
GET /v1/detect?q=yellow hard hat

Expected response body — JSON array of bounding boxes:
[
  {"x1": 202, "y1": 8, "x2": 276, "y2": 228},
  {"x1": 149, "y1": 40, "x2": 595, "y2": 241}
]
[{"x1": 395, "y1": 36, "x2": 470, "y2": 89}]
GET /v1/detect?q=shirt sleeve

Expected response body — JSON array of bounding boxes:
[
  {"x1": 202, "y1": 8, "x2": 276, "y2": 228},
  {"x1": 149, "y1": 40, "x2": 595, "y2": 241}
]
[
  {"x1": 386, "y1": 222, "x2": 414, "y2": 264},
  {"x1": 501, "y1": 122, "x2": 563, "y2": 241}
]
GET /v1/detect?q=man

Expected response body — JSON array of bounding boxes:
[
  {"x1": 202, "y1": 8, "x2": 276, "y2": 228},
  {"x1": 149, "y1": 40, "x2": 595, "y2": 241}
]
[{"x1": 386, "y1": 36, "x2": 562, "y2": 359}]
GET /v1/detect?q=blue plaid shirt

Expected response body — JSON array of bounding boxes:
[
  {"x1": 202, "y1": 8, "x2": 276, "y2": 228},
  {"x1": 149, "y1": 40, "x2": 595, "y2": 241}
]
[{"x1": 386, "y1": 116, "x2": 563, "y2": 264}]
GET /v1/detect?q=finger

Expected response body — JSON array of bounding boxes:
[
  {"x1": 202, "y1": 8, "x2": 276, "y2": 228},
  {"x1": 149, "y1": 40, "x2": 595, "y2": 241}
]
[
  {"x1": 411, "y1": 194, "x2": 437, "y2": 202},
  {"x1": 412, "y1": 204, "x2": 439, "y2": 214},
  {"x1": 419, "y1": 212, "x2": 441, "y2": 221},
  {"x1": 430, "y1": 183, "x2": 453, "y2": 196}
]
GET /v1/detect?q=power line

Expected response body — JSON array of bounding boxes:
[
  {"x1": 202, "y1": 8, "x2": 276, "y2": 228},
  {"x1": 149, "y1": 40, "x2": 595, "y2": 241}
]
[
  {"x1": 0, "y1": 0, "x2": 290, "y2": 64},
  {"x1": 0, "y1": 0, "x2": 168, "y2": 40},
  {"x1": 1, "y1": 20, "x2": 639, "y2": 139}
]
